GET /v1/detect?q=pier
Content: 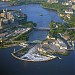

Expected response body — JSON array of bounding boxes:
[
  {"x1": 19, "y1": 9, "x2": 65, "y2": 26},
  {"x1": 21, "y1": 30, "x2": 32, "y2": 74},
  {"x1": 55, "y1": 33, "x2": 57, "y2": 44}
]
[{"x1": 11, "y1": 45, "x2": 57, "y2": 62}]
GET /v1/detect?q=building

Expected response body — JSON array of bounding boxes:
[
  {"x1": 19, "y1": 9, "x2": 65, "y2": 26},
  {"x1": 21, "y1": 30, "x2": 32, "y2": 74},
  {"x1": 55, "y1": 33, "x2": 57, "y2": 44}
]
[
  {"x1": 65, "y1": 6, "x2": 73, "y2": 14},
  {"x1": 7, "y1": 12, "x2": 14, "y2": 20},
  {"x1": 0, "y1": 9, "x2": 14, "y2": 26},
  {"x1": 58, "y1": 0, "x2": 73, "y2": 5},
  {"x1": 61, "y1": 0, "x2": 72, "y2": 5},
  {"x1": 53, "y1": 39, "x2": 67, "y2": 49},
  {"x1": 71, "y1": 0, "x2": 75, "y2": 4},
  {"x1": 47, "y1": 0, "x2": 58, "y2": 4},
  {"x1": 0, "y1": 13, "x2": 5, "y2": 18},
  {"x1": 72, "y1": 0, "x2": 75, "y2": 2},
  {"x1": 0, "y1": 38, "x2": 3, "y2": 46},
  {"x1": 58, "y1": 0, "x2": 70, "y2": 3}
]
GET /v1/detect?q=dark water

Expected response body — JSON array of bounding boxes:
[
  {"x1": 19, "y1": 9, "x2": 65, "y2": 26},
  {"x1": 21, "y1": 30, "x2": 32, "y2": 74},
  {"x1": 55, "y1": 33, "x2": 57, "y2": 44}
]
[
  {"x1": 0, "y1": 46, "x2": 75, "y2": 75},
  {"x1": 0, "y1": 2, "x2": 10, "y2": 8},
  {"x1": 0, "y1": 4, "x2": 75, "y2": 75}
]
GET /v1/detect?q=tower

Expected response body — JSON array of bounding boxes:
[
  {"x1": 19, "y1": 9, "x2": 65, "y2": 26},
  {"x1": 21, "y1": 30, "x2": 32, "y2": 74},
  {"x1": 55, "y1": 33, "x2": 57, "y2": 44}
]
[{"x1": 13, "y1": 48, "x2": 16, "y2": 53}]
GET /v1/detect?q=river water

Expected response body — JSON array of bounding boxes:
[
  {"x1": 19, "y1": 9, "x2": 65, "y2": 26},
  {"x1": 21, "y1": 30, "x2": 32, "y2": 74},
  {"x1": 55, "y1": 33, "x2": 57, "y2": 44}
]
[
  {"x1": 0, "y1": 2, "x2": 10, "y2": 8},
  {"x1": 3, "y1": 4, "x2": 64, "y2": 41},
  {"x1": 0, "y1": 4, "x2": 75, "y2": 75}
]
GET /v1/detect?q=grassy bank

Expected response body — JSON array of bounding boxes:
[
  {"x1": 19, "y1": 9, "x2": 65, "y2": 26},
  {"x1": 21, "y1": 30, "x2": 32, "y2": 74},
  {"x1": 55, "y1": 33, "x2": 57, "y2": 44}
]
[{"x1": 42, "y1": 3, "x2": 67, "y2": 13}]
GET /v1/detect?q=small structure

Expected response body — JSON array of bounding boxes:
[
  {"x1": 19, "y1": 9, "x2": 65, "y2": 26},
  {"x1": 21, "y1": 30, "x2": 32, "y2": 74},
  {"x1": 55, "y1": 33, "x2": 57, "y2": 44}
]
[
  {"x1": 65, "y1": 6, "x2": 73, "y2": 14},
  {"x1": 47, "y1": 0, "x2": 58, "y2": 4},
  {"x1": 53, "y1": 39, "x2": 67, "y2": 49},
  {"x1": 13, "y1": 48, "x2": 16, "y2": 53},
  {"x1": 46, "y1": 34, "x2": 55, "y2": 40},
  {"x1": 0, "y1": 38, "x2": 3, "y2": 46}
]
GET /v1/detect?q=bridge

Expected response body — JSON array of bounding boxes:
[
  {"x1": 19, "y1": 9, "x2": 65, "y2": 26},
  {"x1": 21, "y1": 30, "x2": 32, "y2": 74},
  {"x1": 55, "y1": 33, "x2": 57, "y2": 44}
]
[
  {"x1": 5, "y1": 40, "x2": 42, "y2": 44},
  {"x1": 33, "y1": 27, "x2": 50, "y2": 31},
  {"x1": 12, "y1": 40, "x2": 42, "y2": 44},
  {"x1": 34, "y1": 27, "x2": 75, "y2": 31},
  {"x1": 26, "y1": 40, "x2": 42, "y2": 44}
]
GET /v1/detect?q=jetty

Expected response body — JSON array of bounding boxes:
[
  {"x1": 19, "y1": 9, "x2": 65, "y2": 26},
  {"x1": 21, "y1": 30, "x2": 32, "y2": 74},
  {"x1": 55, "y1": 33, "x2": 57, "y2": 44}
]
[{"x1": 11, "y1": 45, "x2": 57, "y2": 62}]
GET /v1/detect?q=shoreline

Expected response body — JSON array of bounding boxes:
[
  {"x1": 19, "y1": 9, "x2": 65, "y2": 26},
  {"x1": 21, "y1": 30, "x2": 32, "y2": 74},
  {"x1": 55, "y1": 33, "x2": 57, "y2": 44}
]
[
  {"x1": 41, "y1": 5, "x2": 57, "y2": 11},
  {"x1": 0, "y1": 44, "x2": 18, "y2": 49}
]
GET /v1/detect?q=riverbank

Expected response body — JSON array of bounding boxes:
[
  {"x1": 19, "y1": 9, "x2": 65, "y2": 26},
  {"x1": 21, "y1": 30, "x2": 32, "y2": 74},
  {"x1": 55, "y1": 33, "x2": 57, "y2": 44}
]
[
  {"x1": 1, "y1": 0, "x2": 45, "y2": 7},
  {"x1": 42, "y1": 3, "x2": 67, "y2": 14},
  {"x1": 41, "y1": 5, "x2": 57, "y2": 11}
]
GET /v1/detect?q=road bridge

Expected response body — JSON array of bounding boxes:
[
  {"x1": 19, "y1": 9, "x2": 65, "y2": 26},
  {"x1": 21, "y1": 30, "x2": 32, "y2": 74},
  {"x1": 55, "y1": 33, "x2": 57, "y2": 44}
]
[
  {"x1": 34, "y1": 27, "x2": 75, "y2": 31},
  {"x1": 34, "y1": 27, "x2": 50, "y2": 31},
  {"x1": 26, "y1": 40, "x2": 42, "y2": 44}
]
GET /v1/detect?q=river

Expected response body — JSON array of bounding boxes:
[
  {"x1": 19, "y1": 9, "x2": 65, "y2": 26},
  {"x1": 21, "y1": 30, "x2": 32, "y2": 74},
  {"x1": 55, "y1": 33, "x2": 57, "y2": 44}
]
[
  {"x1": 1, "y1": 4, "x2": 64, "y2": 41},
  {"x1": 0, "y1": 4, "x2": 75, "y2": 75}
]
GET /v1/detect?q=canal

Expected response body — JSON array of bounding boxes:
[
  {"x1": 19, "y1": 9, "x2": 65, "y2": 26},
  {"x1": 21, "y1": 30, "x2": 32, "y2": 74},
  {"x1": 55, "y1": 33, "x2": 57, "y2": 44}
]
[{"x1": 0, "y1": 4, "x2": 75, "y2": 75}]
